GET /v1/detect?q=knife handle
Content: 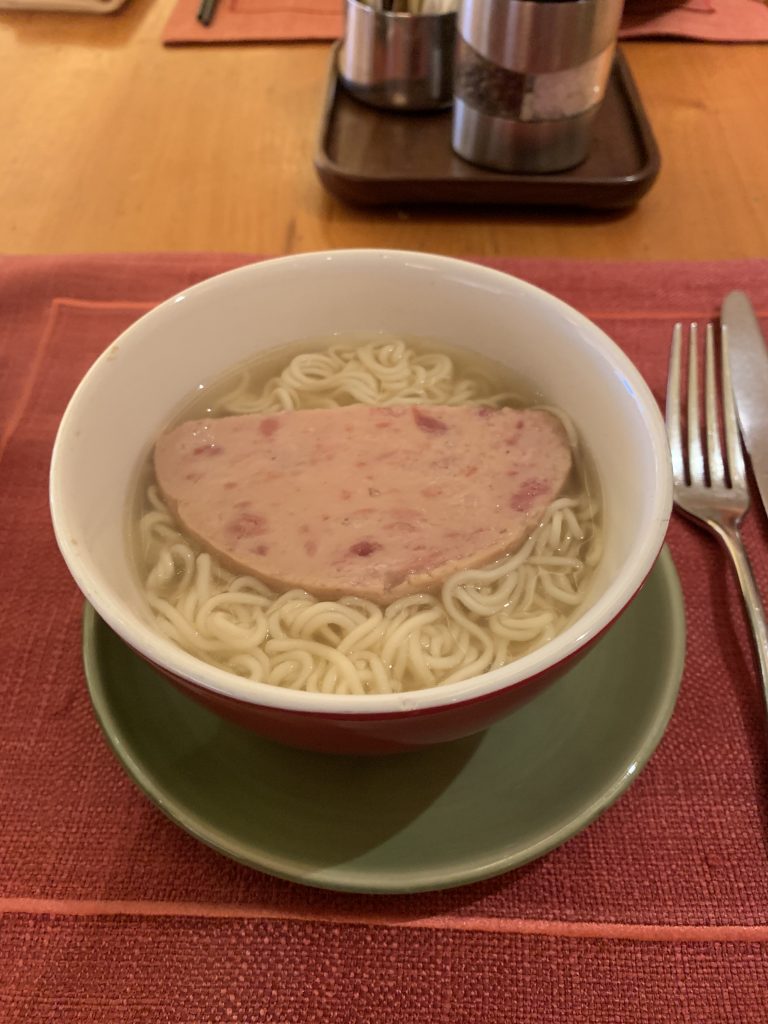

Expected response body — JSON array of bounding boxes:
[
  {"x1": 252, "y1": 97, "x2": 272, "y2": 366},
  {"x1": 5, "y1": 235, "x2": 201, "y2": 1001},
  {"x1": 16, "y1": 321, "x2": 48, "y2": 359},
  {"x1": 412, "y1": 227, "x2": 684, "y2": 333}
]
[{"x1": 719, "y1": 524, "x2": 768, "y2": 720}]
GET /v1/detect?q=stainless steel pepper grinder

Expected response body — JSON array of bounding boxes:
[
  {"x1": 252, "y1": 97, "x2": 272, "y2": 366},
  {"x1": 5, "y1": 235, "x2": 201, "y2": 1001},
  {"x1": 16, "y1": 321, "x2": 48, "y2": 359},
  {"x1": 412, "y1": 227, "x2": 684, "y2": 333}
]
[{"x1": 452, "y1": 0, "x2": 625, "y2": 173}]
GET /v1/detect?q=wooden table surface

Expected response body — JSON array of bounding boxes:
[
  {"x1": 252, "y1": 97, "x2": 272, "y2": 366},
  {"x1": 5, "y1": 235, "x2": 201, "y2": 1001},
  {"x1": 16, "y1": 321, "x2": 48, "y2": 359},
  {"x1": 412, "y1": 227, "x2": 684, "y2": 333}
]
[{"x1": 0, "y1": 0, "x2": 766, "y2": 260}]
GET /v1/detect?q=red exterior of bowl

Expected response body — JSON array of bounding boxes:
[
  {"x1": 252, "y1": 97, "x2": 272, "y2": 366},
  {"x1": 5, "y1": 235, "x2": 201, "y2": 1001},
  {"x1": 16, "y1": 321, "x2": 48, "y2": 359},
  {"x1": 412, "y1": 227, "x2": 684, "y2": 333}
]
[{"x1": 147, "y1": 643, "x2": 594, "y2": 755}]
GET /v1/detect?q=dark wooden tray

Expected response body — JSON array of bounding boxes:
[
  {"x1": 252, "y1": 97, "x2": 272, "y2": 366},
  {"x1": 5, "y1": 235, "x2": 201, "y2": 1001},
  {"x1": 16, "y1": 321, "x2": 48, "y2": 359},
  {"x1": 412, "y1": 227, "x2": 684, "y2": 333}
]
[{"x1": 314, "y1": 43, "x2": 660, "y2": 209}]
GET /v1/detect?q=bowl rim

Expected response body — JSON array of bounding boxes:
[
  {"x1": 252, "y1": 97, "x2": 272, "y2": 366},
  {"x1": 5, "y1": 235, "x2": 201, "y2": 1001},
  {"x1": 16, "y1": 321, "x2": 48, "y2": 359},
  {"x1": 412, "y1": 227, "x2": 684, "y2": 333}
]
[{"x1": 50, "y1": 248, "x2": 673, "y2": 717}]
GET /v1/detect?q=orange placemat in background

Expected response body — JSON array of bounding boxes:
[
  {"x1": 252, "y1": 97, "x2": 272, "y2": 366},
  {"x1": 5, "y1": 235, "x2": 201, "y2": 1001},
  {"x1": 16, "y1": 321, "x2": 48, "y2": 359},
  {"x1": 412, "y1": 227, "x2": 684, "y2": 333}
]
[
  {"x1": 161, "y1": 0, "x2": 768, "y2": 46},
  {"x1": 162, "y1": 0, "x2": 343, "y2": 44},
  {"x1": 621, "y1": 0, "x2": 768, "y2": 41}
]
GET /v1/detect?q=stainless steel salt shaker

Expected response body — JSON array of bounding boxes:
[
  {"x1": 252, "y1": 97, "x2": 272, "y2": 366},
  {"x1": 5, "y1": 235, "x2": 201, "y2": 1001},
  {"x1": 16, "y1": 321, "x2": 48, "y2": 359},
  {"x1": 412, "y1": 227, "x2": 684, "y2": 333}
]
[
  {"x1": 339, "y1": 0, "x2": 458, "y2": 112},
  {"x1": 452, "y1": 0, "x2": 625, "y2": 173}
]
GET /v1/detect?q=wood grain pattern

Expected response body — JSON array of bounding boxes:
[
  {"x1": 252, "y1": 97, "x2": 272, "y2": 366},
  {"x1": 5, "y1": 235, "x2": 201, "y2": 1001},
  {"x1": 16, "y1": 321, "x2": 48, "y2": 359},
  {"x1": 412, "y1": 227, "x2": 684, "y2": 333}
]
[{"x1": 0, "y1": 0, "x2": 766, "y2": 258}]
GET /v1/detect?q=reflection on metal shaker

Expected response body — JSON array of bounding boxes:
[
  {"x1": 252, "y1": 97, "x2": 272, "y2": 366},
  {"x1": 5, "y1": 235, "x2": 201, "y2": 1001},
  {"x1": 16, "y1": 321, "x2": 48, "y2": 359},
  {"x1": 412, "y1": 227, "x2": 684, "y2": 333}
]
[
  {"x1": 452, "y1": 0, "x2": 625, "y2": 173},
  {"x1": 338, "y1": 0, "x2": 458, "y2": 112}
]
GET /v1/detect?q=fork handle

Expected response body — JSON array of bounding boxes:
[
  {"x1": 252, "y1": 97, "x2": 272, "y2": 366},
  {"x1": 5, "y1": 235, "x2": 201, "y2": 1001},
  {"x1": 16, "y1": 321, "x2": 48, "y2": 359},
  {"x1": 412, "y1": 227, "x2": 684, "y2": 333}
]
[{"x1": 716, "y1": 522, "x2": 768, "y2": 719}]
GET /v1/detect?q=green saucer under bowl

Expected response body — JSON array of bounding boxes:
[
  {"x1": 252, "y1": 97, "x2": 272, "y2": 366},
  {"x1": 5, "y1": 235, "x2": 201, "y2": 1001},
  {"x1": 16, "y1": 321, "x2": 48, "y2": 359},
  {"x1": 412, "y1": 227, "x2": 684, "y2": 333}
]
[{"x1": 83, "y1": 546, "x2": 685, "y2": 894}]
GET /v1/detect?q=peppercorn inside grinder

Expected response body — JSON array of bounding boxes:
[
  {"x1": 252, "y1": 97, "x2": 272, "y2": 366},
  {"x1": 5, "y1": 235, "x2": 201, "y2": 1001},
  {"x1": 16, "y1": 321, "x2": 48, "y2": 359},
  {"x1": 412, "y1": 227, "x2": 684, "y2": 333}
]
[{"x1": 452, "y1": 0, "x2": 625, "y2": 173}]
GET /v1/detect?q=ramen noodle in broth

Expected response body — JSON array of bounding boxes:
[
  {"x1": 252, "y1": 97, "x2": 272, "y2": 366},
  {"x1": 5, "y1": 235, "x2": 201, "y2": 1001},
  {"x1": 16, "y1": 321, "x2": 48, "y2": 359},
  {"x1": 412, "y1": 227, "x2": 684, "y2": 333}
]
[{"x1": 134, "y1": 335, "x2": 602, "y2": 695}]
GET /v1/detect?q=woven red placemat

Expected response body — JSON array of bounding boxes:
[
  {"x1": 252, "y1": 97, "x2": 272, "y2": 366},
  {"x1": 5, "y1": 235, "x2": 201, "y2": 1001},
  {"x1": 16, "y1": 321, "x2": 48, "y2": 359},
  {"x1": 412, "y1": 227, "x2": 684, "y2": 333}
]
[{"x1": 2, "y1": 253, "x2": 768, "y2": 1023}]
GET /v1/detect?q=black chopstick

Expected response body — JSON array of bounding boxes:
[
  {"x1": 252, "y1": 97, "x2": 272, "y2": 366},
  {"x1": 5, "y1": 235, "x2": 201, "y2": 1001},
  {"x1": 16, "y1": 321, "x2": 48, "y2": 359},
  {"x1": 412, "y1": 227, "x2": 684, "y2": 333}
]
[{"x1": 197, "y1": 0, "x2": 219, "y2": 27}]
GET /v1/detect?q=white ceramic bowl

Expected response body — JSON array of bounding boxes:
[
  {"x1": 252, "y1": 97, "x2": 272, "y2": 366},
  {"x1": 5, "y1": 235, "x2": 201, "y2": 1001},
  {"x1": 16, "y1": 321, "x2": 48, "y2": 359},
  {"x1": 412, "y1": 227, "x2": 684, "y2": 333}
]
[{"x1": 50, "y1": 250, "x2": 672, "y2": 753}]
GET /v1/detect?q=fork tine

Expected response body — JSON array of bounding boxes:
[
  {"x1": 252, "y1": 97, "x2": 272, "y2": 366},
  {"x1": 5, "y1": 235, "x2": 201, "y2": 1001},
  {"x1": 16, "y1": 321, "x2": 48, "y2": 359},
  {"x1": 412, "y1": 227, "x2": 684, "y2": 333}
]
[
  {"x1": 705, "y1": 322, "x2": 725, "y2": 488},
  {"x1": 666, "y1": 323, "x2": 685, "y2": 483},
  {"x1": 721, "y1": 322, "x2": 747, "y2": 489},
  {"x1": 686, "y1": 323, "x2": 706, "y2": 486}
]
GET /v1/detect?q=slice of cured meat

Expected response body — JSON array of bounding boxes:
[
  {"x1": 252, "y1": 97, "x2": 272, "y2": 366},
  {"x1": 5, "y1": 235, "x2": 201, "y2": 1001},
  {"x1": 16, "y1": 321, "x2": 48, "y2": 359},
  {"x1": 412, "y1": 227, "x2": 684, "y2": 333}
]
[{"x1": 153, "y1": 403, "x2": 572, "y2": 604}]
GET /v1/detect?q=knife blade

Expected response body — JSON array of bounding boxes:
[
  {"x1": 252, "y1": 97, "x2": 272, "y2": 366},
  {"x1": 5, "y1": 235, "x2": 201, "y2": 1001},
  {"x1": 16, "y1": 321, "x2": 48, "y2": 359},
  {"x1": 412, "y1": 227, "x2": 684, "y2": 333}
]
[{"x1": 722, "y1": 290, "x2": 768, "y2": 520}]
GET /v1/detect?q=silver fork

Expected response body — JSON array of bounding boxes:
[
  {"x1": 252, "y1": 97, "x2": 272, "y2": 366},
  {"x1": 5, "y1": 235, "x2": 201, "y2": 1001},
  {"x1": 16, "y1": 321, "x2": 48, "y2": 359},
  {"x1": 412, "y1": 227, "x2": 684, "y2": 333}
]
[{"x1": 666, "y1": 321, "x2": 768, "y2": 715}]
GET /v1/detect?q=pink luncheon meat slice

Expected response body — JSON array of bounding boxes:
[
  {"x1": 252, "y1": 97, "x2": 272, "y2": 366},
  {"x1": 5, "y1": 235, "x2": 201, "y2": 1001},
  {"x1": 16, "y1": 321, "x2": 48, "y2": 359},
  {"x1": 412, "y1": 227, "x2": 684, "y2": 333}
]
[{"x1": 153, "y1": 404, "x2": 572, "y2": 604}]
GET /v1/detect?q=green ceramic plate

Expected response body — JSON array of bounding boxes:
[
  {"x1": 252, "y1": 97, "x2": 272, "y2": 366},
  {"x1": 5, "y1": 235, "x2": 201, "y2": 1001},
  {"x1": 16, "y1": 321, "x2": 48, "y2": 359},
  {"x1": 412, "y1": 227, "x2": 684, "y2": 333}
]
[{"x1": 83, "y1": 547, "x2": 685, "y2": 894}]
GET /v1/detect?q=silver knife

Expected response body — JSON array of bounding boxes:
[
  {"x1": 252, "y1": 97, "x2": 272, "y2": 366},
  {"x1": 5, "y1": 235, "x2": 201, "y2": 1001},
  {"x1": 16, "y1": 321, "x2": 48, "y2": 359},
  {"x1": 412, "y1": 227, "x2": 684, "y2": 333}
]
[{"x1": 722, "y1": 290, "x2": 768, "y2": 521}]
